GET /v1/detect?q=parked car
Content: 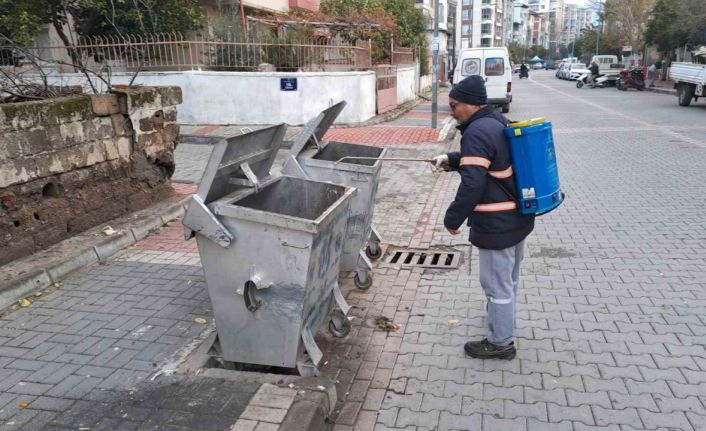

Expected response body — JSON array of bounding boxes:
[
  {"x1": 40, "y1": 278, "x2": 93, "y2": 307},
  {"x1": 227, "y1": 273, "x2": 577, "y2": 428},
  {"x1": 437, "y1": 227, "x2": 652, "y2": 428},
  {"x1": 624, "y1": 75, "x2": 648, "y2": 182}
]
[
  {"x1": 568, "y1": 63, "x2": 589, "y2": 80},
  {"x1": 544, "y1": 60, "x2": 556, "y2": 70},
  {"x1": 555, "y1": 62, "x2": 566, "y2": 78},
  {"x1": 532, "y1": 62, "x2": 544, "y2": 70},
  {"x1": 453, "y1": 47, "x2": 512, "y2": 113},
  {"x1": 513, "y1": 63, "x2": 521, "y2": 74},
  {"x1": 558, "y1": 62, "x2": 571, "y2": 79}
]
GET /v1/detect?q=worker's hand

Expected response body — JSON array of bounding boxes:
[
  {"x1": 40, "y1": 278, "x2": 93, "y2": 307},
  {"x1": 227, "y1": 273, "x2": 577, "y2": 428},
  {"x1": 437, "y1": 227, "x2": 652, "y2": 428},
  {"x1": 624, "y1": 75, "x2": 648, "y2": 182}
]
[
  {"x1": 432, "y1": 154, "x2": 449, "y2": 171},
  {"x1": 446, "y1": 227, "x2": 460, "y2": 235}
]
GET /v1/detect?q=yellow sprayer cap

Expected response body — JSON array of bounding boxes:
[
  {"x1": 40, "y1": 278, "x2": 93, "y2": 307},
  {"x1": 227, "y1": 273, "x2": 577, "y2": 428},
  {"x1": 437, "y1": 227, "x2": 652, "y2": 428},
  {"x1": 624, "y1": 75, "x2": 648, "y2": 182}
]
[{"x1": 509, "y1": 117, "x2": 546, "y2": 128}]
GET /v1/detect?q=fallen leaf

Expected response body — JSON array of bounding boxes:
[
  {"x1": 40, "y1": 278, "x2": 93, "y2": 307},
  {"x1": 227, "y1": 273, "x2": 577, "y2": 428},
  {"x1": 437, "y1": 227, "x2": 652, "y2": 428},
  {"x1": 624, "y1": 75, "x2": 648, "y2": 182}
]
[
  {"x1": 34, "y1": 292, "x2": 42, "y2": 297},
  {"x1": 18, "y1": 402, "x2": 29, "y2": 408},
  {"x1": 53, "y1": 282, "x2": 61, "y2": 288},
  {"x1": 194, "y1": 317, "x2": 207, "y2": 324},
  {"x1": 102, "y1": 226, "x2": 117, "y2": 236},
  {"x1": 19, "y1": 298, "x2": 31, "y2": 307},
  {"x1": 448, "y1": 319, "x2": 460, "y2": 326}
]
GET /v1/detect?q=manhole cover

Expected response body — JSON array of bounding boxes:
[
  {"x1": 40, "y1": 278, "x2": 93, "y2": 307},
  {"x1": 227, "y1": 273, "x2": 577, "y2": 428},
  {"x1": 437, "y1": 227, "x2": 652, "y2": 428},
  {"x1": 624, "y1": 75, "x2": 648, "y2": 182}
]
[{"x1": 387, "y1": 249, "x2": 461, "y2": 269}]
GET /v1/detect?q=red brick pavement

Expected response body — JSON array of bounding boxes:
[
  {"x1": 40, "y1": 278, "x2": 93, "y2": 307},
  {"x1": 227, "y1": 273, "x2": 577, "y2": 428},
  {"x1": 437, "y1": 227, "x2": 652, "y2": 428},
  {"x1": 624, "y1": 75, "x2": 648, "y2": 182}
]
[
  {"x1": 134, "y1": 220, "x2": 197, "y2": 252},
  {"x1": 173, "y1": 182, "x2": 198, "y2": 195},
  {"x1": 324, "y1": 126, "x2": 441, "y2": 146}
]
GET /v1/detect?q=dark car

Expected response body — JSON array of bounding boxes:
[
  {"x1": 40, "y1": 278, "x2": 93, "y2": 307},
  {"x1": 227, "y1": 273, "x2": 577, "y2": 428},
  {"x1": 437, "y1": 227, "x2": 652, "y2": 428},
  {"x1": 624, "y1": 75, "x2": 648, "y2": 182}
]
[{"x1": 544, "y1": 60, "x2": 556, "y2": 70}]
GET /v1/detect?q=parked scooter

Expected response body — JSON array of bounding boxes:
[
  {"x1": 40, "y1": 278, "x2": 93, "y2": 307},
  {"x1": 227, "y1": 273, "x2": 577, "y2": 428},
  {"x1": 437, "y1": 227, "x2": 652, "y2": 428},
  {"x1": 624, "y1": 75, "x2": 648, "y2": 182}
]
[
  {"x1": 576, "y1": 72, "x2": 608, "y2": 88},
  {"x1": 617, "y1": 68, "x2": 645, "y2": 91}
]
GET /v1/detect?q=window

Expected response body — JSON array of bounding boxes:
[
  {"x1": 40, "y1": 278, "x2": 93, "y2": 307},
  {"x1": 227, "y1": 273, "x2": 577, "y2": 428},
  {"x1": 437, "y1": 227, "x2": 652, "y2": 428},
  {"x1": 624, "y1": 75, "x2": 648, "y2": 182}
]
[
  {"x1": 462, "y1": 24, "x2": 471, "y2": 34},
  {"x1": 463, "y1": 0, "x2": 471, "y2": 4},
  {"x1": 481, "y1": 39, "x2": 491, "y2": 47},
  {"x1": 439, "y1": 4, "x2": 445, "y2": 19},
  {"x1": 461, "y1": 58, "x2": 481, "y2": 76},
  {"x1": 482, "y1": 8, "x2": 492, "y2": 19},
  {"x1": 481, "y1": 23, "x2": 492, "y2": 33},
  {"x1": 463, "y1": 9, "x2": 470, "y2": 20}
]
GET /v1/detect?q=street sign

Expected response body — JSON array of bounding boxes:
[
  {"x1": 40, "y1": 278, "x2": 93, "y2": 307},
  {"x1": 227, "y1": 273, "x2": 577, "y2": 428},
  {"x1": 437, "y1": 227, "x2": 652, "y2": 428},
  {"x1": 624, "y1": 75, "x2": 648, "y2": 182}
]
[
  {"x1": 280, "y1": 78, "x2": 298, "y2": 91},
  {"x1": 432, "y1": 37, "x2": 440, "y2": 53},
  {"x1": 622, "y1": 45, "x2": 633, "y2": 52}
]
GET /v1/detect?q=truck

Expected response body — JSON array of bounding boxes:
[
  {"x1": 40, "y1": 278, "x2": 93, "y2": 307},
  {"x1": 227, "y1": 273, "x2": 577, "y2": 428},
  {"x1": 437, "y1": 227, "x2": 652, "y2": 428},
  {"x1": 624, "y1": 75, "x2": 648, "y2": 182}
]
[
  {"x1": 669, "y1": 47, "x2": 706, "y2": 107},
  {"x1": 590, "y1": 55, "x2": 623, "y2": 85}
]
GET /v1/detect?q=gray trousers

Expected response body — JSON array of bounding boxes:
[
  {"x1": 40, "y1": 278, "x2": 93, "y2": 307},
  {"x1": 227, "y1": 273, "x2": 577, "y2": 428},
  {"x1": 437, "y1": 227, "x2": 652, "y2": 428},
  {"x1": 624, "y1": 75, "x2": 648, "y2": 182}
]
[{"x1": 478, "y1": 240, "x2": 525, "y2": 346}]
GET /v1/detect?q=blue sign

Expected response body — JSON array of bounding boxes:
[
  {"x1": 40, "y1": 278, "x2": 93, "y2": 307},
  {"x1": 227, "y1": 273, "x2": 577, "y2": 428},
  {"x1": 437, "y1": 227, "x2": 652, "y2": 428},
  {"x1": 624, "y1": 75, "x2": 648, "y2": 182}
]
[{"x1": 280, "y1": 78, "x2": 298, "y2": 91}]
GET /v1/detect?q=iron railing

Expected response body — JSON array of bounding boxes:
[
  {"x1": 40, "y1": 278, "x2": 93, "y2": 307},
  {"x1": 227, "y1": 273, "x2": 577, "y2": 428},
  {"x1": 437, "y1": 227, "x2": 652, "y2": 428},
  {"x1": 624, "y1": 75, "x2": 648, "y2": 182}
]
[{"x1": 1, "y1": 32, "x2": 374, "y2": 73}]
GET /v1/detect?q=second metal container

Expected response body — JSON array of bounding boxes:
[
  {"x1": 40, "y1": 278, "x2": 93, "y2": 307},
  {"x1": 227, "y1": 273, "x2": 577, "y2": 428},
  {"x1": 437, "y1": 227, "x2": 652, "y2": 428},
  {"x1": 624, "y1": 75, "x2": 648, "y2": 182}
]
[{"x1": 282, "y1": 101, "x2": 386, "y2": 290}]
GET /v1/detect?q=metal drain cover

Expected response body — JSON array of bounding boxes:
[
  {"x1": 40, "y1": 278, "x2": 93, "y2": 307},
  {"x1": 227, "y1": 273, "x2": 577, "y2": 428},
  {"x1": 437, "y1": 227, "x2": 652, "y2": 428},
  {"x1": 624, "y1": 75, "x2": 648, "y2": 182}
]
[{"x1": 387, "y1": 249, "x2": 461, "y2": 269}]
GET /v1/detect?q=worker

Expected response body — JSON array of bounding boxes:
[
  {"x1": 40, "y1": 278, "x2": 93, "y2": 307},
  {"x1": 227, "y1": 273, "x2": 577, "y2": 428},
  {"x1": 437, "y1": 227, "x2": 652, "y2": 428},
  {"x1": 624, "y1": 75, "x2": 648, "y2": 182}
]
[{"x1": 432, "y1": 75, "x2": 535, "y2": 360}]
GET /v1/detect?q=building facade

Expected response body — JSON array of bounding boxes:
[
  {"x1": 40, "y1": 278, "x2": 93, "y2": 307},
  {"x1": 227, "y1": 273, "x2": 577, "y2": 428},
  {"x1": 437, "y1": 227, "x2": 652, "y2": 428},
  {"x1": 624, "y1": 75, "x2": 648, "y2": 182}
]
[
  {"x1": 459, "y1": 0, "x2": 511, "y2": 48},
  {"x1": 562, "y1": 3, "x2": 593, "y2": 46},
  {"x1": 512, "y1": 1, "x2": 530, "y2": 45}
]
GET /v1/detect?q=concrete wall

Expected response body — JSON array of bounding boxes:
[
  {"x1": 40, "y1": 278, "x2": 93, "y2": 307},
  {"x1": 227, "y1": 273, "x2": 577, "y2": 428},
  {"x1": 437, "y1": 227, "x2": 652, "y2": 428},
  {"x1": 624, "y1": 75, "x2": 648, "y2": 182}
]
[
  {"x1": 419, "y1": 74, "x2": 433, "y2": 93},
  {"x1": 0, "y1": 87, "x2": 181, "y2": 265},
  {"x1": 396, "y1": 66, "x2": 417, "y2": 104},
  {"x1": 45, "y1": 71, "x2": 377, "y2": 125}
]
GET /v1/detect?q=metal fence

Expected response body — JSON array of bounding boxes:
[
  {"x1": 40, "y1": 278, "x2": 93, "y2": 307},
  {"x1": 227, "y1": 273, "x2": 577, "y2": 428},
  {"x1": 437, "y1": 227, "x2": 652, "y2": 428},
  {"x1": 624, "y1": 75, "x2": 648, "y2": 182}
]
[{"x1": 1, "y1": 32, "x2": 374, "y2": 73}]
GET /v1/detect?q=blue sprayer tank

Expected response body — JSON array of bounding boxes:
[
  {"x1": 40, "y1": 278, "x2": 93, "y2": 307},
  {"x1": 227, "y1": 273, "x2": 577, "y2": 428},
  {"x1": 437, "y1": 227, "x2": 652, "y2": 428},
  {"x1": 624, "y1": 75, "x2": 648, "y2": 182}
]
[{"x1": 503, "y1": 118, "x2": 564, "y2": 215}]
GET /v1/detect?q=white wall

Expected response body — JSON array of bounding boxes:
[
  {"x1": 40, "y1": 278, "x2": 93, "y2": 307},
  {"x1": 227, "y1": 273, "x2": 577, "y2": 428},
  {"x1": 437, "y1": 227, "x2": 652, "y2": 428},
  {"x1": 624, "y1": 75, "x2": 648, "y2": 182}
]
[
  {"x1": 396, "y1": 66, "x2": 417, "y2": 104},
  {"x1": 419, "y1": 74, "x2": 433, "y2": 92},
  {"x1": 43, "y1": 70, "x2": 377, "y2": 125}
]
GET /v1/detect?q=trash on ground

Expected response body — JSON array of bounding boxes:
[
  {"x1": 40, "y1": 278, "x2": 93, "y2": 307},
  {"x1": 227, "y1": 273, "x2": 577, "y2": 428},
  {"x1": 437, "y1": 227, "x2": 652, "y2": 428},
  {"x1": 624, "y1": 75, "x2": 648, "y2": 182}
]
[
  {"x1": 194, "y1": 317, "x2": 207, "y2": 324},
  {"x1": 18, "y1": 298, "x2": 31, "y2": 307},
  {"x1": 102, "y1": 226, "x2": 117, "y2": 236},
  {"x1": 375, "y1": 316, "x2": 400, "y2": 332}
]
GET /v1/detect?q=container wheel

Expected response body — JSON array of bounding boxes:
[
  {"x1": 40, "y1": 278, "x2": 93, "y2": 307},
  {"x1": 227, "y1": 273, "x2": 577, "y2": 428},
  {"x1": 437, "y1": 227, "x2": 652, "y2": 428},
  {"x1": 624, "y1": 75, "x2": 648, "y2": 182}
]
[
  {"x1": 328, "y1": 310, "x2": 350, "y2": 338},
  {"x1": 576, "y1": 81, "x2": 583, "y2": 88},
  {"x1": 354, "y1": 272, "x2": 373, "y2": 290},
  {"x1": 365, "y1": 244, "x2": 382, "y2": 260}
]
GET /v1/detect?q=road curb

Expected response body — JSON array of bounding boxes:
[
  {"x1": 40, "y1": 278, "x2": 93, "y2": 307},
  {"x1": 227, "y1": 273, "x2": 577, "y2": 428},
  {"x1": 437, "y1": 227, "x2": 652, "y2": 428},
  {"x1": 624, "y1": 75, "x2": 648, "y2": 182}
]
[
  {"x1": 645, "y1": 86, "x2": 676, "y2": 95},
  {"x1": 0, "y1": 192, "x2": 191, "y2": 311}
]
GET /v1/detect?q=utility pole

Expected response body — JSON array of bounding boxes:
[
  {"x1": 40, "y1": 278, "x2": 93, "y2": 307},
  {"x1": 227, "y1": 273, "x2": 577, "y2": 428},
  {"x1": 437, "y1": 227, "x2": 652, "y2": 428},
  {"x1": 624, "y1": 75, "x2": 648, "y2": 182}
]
[
  {"x1": 595, "y1": 1, "x2": 602, "y2": 55},
  {"x1": 431, "y1": 0, "x2": 440, "y2": 129}
]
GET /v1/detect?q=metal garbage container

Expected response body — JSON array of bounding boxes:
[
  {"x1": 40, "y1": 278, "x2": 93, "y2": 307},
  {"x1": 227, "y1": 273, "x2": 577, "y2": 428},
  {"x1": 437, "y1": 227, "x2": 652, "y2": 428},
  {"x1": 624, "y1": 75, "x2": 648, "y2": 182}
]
[
  {"x1": 181, "y1": 125, "x2": 356, "y2": 376},
  {"x1": 282, "y1": 101, "x2": 386, "y2": 290}
]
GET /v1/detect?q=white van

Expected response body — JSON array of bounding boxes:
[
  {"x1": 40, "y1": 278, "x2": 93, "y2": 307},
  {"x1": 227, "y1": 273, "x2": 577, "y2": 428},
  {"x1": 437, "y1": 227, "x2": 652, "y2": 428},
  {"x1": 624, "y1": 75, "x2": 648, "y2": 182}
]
[{"x1": 453, "y1": 47, "x2": 512, "y2": 113}]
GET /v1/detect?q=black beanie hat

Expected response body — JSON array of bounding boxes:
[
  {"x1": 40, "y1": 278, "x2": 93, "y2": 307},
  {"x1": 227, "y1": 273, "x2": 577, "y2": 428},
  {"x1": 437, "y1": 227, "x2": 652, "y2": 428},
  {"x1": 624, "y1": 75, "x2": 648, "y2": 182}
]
[{"x1": 449, "y1": 75, "x2": 487, "y2": 105}]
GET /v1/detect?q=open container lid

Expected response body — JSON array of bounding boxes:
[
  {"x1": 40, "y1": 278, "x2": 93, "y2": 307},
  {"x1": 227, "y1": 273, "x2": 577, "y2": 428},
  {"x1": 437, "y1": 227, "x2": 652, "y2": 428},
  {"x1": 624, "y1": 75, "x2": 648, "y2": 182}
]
[
  {"x1": 188, "y1": 125, "x2": 286, "y2": 204},
  {"x1": 182, "y1": 125, "x2": 286, "y2": 247},
  {"x1": 289, "y1": 101, "x2": 346, "y2": 158}
]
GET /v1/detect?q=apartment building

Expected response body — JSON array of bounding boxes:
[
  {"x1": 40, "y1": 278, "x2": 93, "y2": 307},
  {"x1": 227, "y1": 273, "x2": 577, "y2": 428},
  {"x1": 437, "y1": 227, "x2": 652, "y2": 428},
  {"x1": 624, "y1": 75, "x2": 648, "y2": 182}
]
[
  {"x1": 459, "y1": 0, "x2": 512, "y2": 48},
  {"x1": 512, "y1": 2, "x2": 531, "y2": 45},
  {"x1": 562, "y1": 3, "x2": 593, "y2": 45}
]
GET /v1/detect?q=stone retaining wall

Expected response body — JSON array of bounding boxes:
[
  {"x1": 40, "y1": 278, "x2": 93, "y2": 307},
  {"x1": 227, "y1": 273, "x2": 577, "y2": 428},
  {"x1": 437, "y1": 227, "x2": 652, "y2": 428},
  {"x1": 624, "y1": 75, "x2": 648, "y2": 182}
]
[{"x1": 0, "y1": 86, "x2": 182, "y2": 265}]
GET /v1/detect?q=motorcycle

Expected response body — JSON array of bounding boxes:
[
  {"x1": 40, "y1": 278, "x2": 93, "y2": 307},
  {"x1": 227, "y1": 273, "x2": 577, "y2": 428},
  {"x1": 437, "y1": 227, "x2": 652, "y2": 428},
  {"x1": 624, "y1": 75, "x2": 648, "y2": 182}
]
[
  {"x1": 616, "y1": 68, "x2": 645, "y2": 91},
  {"x1": 576, "y1": 72, "x2": 608, "y2": 88},
  {"x1": 519, "y1": 68, "x2": 529, "y2": 79}
]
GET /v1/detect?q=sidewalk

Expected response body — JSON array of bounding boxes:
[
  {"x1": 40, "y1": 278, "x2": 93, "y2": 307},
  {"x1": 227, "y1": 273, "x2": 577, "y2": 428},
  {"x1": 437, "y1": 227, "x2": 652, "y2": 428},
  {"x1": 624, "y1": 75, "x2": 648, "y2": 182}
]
[
  {"x1": 0, "y1": 92, "x2": 454, "y2": 431},
  {"x1": 645, "y1": 79, "x2": 677, "y2": 95}
]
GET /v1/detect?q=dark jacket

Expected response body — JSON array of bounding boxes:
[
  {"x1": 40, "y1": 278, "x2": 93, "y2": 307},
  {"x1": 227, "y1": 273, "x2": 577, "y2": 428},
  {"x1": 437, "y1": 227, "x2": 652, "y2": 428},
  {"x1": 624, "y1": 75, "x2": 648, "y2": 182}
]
[
  {"x1": 590, "y1": 63, "x2": 599, "y2": 75},
  {"x1": 444, "y1": 106, "x2": 535, "y2": 250}
]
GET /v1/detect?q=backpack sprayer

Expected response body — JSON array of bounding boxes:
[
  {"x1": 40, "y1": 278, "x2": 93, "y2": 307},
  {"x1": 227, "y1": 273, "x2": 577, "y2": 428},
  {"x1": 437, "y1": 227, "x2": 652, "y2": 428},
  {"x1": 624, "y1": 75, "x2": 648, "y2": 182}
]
[{"x1": 335, "y1": 117, "x2": 564, "y2": 216}]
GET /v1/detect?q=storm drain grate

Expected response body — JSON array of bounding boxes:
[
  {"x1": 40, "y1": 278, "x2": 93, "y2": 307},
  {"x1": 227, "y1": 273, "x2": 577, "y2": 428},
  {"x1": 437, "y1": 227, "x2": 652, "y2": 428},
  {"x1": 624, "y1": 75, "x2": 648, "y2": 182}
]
[{"x1": 387, "y1": 249, "x2": 461, "y2": 269}]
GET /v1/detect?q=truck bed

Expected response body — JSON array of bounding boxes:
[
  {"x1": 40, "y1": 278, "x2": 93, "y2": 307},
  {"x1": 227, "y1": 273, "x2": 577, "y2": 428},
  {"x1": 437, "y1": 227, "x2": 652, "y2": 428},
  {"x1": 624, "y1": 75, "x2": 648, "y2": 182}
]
[{"x1": 670, "y1": 62, "x2": 706, "y2": 85}]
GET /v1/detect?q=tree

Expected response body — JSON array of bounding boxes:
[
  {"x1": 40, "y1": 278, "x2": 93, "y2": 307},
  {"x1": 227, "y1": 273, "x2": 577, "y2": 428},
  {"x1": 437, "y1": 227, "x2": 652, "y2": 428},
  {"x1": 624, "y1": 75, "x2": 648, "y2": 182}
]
[
  {"x1": 574, "y1": 26, "x2": 622, "y2": 59},
  {"x1": 0, "y1": 1, "x2": 203, "y2": 45},
  {"x1": 602, "y1": 0, "x2": 656, "y2": 56},
  {"x1": 318, "y1": 0, "x2": 427, "y2": 65},
  {"x1": 645, "y1": 0, "x2": 705, "y2": 60}
]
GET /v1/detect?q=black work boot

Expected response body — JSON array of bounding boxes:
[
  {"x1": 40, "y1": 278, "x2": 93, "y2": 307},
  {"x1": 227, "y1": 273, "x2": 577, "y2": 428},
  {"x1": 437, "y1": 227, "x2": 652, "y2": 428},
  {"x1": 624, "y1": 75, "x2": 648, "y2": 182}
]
[{"x1": 464, "y1": 338, "x2": 516, "y2": 360}]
